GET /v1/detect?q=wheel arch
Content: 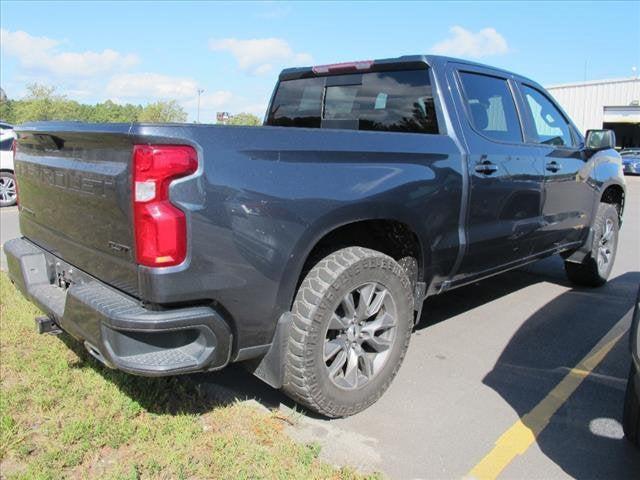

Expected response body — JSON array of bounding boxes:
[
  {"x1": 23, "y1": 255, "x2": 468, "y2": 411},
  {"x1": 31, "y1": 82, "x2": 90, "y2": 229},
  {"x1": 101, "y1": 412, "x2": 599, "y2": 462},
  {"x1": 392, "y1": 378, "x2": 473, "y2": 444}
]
[
  {"x1": 275, "y1": 207, "x2": 430, "y2": 314},
  {"x1": 600, "y1": 182, "x2": 625, "y2": 223}
]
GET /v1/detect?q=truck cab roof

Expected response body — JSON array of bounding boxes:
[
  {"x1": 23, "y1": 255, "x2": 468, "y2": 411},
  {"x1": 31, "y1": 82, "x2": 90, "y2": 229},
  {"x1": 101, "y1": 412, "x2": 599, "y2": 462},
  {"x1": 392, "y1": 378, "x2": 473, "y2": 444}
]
[{"x1": 279, "y1": 54, "x2": 539, "y2": 87}]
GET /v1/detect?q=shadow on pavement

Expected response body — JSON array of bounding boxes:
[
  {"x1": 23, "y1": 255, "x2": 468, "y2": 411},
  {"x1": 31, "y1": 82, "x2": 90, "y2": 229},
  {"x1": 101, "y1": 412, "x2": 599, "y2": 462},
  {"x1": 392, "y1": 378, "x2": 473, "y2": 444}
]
[
  {"x1": 60, "y1": 255, "x2": 577, "y2": 419},
  {"x1": 57, "y1": 255, "x2": 587, "y2": 416},
  {"x1": 415, "y1": 255, "x2": 572, "y2": 331},
  {"x1": 482, "y1": 267, "x2": 640, "y2": 478},
  {"x1": 60, "y1": 254, "x2": 640, "y2": 477}
]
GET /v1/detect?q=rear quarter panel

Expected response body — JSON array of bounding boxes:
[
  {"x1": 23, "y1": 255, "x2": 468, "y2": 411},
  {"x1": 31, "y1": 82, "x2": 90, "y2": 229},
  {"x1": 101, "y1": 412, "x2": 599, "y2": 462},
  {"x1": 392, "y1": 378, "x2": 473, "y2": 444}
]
[{"x1": 135, "y1": 124, "x2": 464, "y2": 351}]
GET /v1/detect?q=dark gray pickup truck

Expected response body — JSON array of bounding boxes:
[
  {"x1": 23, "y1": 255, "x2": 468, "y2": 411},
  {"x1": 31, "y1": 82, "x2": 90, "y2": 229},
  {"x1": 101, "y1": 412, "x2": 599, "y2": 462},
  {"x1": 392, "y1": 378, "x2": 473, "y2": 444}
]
[{"x1": 6, "y1": 55, "x2": 626, "y2": 417}]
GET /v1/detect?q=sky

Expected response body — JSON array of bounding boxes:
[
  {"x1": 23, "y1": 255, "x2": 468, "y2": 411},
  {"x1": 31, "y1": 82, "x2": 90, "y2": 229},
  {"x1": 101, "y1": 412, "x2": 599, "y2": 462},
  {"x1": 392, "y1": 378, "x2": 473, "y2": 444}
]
[{"x1": 1, "y1": 1, "x2": 639, "y2": 122}]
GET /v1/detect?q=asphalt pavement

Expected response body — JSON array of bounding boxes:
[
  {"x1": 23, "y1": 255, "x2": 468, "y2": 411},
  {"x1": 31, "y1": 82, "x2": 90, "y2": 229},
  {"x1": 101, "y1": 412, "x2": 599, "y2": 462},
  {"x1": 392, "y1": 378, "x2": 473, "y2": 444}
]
[
  {"x1": 0, "y1": 205, "x2": 19, "y2": 270},
  {"x1": 1, "y1": 178, "x2": 639, "y2": 479}
]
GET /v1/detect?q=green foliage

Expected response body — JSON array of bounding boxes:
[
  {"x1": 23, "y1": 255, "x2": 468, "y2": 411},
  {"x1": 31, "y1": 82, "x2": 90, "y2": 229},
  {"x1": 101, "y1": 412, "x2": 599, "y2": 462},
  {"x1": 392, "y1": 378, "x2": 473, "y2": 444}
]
[
  {"x1": 0, "y1": 83, "x2": 187, "y2": 124},
  {"x1": 227, "y1": 112, "x2": 262, "y2": 126},
  {"x1": 91, "y1": 100, "x2": 143, "y2": 123},
  {"x1": 0, "y1": 99, "x2": 15, "y2": 123},
  {"x1": 138, "y1": 100, "x2": 187, "y2": 123},
  {"x1": 11, "y1": 83, "x2": 78, "y2": 122}
]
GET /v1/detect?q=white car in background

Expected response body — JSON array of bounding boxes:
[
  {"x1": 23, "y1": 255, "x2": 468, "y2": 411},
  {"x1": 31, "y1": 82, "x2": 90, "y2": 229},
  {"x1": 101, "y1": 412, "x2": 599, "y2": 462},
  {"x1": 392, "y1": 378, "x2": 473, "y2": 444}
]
[{"x1": 0, "y1": 122, "x2": 17, "y2": 207}]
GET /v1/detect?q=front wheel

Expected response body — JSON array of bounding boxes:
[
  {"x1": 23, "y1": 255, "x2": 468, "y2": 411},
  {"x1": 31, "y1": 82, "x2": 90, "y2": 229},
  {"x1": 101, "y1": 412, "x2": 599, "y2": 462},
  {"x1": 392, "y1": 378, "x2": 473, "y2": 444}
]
[
  {"x1": 282, "y1": 247, "x2": 414, "y2": 418},
  {"x1": 565, "y1": 202, "x2": 619, "y2": 287}
]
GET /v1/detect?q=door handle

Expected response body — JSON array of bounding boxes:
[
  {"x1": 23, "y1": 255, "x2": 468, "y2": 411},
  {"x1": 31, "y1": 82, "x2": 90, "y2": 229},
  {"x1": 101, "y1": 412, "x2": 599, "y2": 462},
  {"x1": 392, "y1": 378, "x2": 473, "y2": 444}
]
[
  {"x1": 546, "y1": 161, "x2": 562, "y2": 173},
  {"x1": 475, "y1": 160, "x2": 498, "y2": 175}
]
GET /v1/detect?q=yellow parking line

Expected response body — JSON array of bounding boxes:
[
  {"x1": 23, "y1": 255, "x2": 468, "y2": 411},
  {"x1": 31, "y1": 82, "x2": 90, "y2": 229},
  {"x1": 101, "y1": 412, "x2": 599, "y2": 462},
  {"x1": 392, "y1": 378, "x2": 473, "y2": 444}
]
[{"x1": 467, "y1": 325, "x2": 627, "y2": 480}]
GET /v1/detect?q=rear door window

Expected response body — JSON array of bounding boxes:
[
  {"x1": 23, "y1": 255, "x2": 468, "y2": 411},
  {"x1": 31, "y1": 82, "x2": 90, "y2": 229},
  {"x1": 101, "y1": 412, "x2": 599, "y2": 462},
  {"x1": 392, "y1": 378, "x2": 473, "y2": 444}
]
[
  {"x1": 267, "y1": 69, "x2": 439, "y2": 134},
  {"x1": 459, "y1": 71, "x2": 523, "y2": 144}
]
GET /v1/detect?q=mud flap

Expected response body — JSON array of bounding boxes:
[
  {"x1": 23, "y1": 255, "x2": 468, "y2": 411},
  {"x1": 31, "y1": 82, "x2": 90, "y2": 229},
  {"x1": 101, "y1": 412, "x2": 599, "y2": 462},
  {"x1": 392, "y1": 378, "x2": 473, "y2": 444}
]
[
  {"x1": 563, "y1": 227, "x2": 595, "y2": 264},
  {"x1": 246, "y1": 312, "x2": 292, "y2": 389}
]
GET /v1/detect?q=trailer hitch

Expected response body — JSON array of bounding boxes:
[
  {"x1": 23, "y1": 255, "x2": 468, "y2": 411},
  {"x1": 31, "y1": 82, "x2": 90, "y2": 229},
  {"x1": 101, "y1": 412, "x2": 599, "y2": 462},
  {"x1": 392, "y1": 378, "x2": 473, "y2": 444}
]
[{"x1": 35, "y1": 316, "x2": 63, "y2": 335}]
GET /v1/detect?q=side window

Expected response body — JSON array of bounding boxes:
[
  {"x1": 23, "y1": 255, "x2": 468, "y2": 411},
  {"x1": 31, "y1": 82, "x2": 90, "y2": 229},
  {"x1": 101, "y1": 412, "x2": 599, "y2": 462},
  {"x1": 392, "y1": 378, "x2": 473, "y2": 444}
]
[
  {"x1": 459, "y1": 72, "x2": 522, "y2": 143},
  {"x1": 521, "y1": 85, "x2": 573, "y2": 147}
]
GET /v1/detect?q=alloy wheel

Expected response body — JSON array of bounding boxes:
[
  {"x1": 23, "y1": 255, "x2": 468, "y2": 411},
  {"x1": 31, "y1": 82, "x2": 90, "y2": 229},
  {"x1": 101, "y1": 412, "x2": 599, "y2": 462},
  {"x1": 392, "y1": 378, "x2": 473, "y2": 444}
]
[
  {"x1": 597, "y1": 218, "x2": 615, "y2": 273},
  {"x1": 0, "y1": 175, "x2": 17, "y2": 205},
  {"x1": 323, "y1": 282, "x2": 398, "y2": 390}
]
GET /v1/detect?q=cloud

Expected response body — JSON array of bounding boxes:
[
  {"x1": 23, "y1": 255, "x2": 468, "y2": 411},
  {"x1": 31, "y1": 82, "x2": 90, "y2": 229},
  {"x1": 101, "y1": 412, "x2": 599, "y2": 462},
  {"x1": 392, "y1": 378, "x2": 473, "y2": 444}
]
[
  {"x1": 183, "y1": 90, "x2": 234, "y2": 109},
  {"x1": 107, "y1": 75, "x2": 234, "y2": 121},
  {"x1": 106, "y1": 73, "x2": 200, "y2": 100},
  {"x1": 430, "y1": 26, "x2": 509, "y2": 58},
  {"x1": 209, "y1": 37, "x2": 312, "y2": 75},
  {"x1": 0, "y1": 29, "x2": 138, "y2": 77}
]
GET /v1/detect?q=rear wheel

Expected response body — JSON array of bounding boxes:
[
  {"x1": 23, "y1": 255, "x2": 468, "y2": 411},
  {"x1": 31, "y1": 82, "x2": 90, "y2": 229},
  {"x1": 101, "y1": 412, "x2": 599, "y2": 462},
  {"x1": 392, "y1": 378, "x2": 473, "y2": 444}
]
[
  {"x1": 0, "y1": 171, "x2": 17, "y2": 207},
  {"x1": 564, "y1": 202, "x2": 619, "y2": 287},
  {"x1": 282, "y1": 247, "x2": 414, "y2": 417}
]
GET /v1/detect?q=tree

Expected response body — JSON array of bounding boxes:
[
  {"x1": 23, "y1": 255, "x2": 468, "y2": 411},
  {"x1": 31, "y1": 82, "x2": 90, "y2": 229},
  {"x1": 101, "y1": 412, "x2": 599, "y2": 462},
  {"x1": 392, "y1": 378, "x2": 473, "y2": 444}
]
[
  {"x1": 13, "y1": 84, "x2": 67, "y2": 122},
  {"x1": 0, "y1": 99, "x2": 16, "y2": 124},
  {"x1": 91, "y1": 100, "x2": 142, "y2": 123},
  {"x1": 139, "y1": 100, "x2": 187, "y2": 123},
  {"x1": 0, "y1": 84, "x2": 188, "y2": 124},
  {"x1": 228, "y1": 112, "x2": 261, "y2": 126}
]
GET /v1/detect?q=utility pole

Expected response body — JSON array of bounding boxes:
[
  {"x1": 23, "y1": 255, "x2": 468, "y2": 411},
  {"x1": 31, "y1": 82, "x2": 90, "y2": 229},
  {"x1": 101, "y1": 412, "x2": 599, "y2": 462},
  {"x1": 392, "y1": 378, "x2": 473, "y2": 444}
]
[{"x1": 197, "y1": 88, "x2": 204, "y2": 123}]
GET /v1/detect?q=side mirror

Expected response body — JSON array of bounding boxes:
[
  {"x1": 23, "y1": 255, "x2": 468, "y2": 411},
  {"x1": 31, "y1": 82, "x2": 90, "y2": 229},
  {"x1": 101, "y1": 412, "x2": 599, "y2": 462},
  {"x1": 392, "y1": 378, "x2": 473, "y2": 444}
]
[{"x1": 585, "y1": 129, "x2": 616, "y2": 151}]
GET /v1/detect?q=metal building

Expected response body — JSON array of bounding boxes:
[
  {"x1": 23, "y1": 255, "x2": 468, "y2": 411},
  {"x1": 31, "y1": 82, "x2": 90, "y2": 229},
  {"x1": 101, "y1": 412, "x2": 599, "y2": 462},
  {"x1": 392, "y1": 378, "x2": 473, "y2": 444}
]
[{"x1": 546, "y1": 77, "x2": 640, "y2": 148}]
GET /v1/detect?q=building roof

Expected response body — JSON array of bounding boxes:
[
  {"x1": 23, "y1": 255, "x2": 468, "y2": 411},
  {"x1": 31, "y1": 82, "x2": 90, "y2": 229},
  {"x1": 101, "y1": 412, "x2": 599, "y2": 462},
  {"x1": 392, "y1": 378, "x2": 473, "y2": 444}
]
[{"x1": 547, "y1": 77, "x2": 639, "y2": 90}]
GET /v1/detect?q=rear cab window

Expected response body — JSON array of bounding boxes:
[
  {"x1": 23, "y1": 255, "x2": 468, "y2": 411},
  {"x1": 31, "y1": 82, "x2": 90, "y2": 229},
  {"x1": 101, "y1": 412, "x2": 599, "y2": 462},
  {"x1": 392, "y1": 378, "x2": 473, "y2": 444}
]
[
  {"x1": 458, "y1": 71, "x2": 523, "y2": 144},
  {"x1": 266, "y1": 69, "x2": 440, "y2": 134}
]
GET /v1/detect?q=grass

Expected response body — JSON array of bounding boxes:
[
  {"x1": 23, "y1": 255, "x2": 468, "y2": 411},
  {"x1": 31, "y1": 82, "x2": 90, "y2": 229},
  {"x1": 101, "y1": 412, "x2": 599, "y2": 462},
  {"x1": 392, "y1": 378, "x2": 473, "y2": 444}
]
[{"x1": 0, "y1": 273, "x2": 375, "y2": 479}]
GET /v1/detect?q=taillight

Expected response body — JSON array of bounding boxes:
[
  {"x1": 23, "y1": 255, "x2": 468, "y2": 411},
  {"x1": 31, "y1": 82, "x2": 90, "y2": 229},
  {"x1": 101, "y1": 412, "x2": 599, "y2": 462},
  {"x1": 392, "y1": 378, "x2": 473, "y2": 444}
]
[{"x1": 132, "y1": 145, "x2": 197, "y2": 267}]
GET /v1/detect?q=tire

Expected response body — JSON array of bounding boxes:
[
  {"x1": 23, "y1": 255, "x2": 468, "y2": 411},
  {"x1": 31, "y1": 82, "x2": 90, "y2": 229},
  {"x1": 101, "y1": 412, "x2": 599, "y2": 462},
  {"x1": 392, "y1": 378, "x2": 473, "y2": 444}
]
[
  {"x1": 282, "y1": 247, "x2": 414, "y2": 417},
  {"x1": 564, "y1": 202, "x2": 619, "y2": 287},
  {"x1": 623, "y1": 365, "x2": 640, "y2": 447},
  {"x1": 0, "y1": 171, "x2": 17, "y2": 207}
]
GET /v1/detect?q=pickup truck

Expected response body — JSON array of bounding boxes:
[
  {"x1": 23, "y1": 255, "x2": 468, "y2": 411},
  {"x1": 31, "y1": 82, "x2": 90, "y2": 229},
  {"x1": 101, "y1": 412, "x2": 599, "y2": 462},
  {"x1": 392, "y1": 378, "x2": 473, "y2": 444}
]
[{"x1": 6, "y1": 55, "x2": 626, "y2": 417}]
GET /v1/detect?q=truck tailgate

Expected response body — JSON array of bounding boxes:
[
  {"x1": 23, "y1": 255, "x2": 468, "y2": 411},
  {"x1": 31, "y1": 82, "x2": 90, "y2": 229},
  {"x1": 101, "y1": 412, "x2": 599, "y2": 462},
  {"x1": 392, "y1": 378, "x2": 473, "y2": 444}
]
[{"x1": 15, "y1": 125, "x2": 139, "y2": 296}]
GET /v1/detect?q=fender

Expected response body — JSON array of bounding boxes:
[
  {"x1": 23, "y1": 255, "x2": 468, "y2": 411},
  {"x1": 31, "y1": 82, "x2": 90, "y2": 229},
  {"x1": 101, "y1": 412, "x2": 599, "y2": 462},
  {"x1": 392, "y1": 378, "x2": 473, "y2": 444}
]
[
  {"x1": 591, "y1": 147, "x2": 626, "y2": 221},
  {"x1": 565, "y1": 149, "x2": 626, "y2": 264},
  {"x1": 272, "y1": 201, "x2": 436, "y2": 316}
]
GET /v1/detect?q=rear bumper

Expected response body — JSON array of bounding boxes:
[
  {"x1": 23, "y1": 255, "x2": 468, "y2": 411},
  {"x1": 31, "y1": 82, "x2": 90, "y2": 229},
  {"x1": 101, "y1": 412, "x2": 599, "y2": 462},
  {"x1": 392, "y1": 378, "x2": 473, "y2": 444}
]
[{"x1": 5, "y1": 237, "x2": 232, "y2": 376}]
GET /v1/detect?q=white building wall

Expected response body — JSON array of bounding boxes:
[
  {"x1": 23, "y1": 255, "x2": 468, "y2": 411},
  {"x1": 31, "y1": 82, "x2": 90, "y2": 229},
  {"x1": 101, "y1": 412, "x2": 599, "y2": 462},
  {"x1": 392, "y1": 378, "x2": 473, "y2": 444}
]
[{"x1": 546, "y1": 77, "x2": 640, "y2": 133}]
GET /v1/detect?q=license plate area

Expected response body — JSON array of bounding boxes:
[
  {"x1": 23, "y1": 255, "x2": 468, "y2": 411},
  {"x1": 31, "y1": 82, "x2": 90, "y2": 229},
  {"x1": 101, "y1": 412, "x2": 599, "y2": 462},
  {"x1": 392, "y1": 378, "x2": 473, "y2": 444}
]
[
  {"x1": 50, "y1": 256, "x2": 88, "y2": 292},
  {"x1": 53, "y1": 261, "x2": 74, "y2": 290}
]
